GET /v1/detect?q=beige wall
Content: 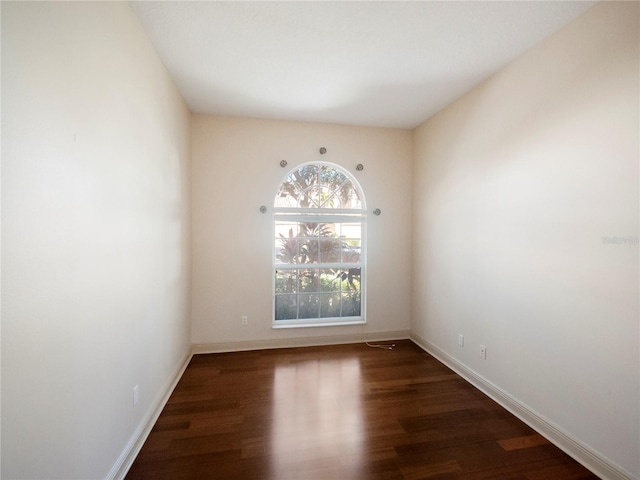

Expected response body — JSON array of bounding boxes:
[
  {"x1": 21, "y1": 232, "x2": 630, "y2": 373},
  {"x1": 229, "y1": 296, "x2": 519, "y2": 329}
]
[
  {"x1": 411, "y1": 2, "x2": 639, "y2": 477},
  {"x1": 1, "y1": 2, "x2": 191, "y2": 479},
  {"x1": 191, "y1": 115, "x2": 412, "y2": 349}
]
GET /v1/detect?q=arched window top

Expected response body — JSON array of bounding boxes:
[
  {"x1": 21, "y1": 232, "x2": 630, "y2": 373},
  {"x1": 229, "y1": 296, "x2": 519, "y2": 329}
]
[{"x1": 274, "y1": 163, "x2": 364, "y2": 210}]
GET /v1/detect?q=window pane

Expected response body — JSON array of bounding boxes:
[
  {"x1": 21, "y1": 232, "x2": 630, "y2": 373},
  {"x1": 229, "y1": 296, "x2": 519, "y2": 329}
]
[
  {"x1": 341, "y1": 291, "x2": 361, "y2": 317},
  {"x1": 340, "y1": 223, "x2": 360, "y2": 264},
  {"x1": 319, "y1": 293, "x2": 341, "y2": 318},
  {"x1": 275, "y1": 222, "x2": 299, "y2": 237},
  {"x1": 298, "y1": 294, "x2": 320, "y2": 319},
  {"x1": 295, "y1": 165, "x2": 320, "y2": 208},
  {"x1": 275, "y1": 223, "x2": 299, "y2": 264},
  {"x1": 320, "y1": 268, "x2": 341, "y2": 292},
  {"x1": 341, "y1": 235, "x2": 360, "y2": 263},
  {"x1": 319, "y1": 166, "x2": 348, "y2": 188},
  {"x1": 319, "y1": 237, "x2": 340, "y2": 263},
  {"x1": 298, "y1": 238, "x2": 317, "y2": 264},
  {"x1": 298, "y1": 164, "x2": 320, "y2": 184},
  {"x1": 341, "y1": 223, "x2": 361, "y2": 238},
  {"x1": 341, "y1": 241, "x2": 361, "y2": 264},
  {"x1": 335, "y1": 181, "x2": 360, "y2": 208},
  {"x1": 335, "y1": 268, "x2": 361, "y2": 291},
  {"x1": 299, "y1": 269, "x2": 319, "y2": 292},
  {"x1": 275, "y1": 184, "x2": 300, "y2": 208},
  {"x1": 275, "y1": 294, "x2": 297, "y2": 320},
  {"x1": 275, "y1": 270, "x2": 297, "y2": 294},
  {"x1": 275, "y1": 238, "x2": 299, "y2": 264}
]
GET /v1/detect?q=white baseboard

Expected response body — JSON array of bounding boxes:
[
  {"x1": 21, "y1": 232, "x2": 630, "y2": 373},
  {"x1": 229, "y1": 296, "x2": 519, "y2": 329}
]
[
  {"x1": 410, "y1": 333, "x2": 636, "y2": 480},
  {"x1": 192, "y1": 329, "x2": 411, "y2": 354},
  {"x1": 106, "y1": 351, "x2": 193, "y2": 480}
]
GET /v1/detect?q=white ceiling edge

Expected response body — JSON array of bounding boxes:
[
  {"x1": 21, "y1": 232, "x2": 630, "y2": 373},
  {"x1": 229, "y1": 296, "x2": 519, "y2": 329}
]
[{"x1": 130, "y1": 1, "x2": 598, "y2": 130}]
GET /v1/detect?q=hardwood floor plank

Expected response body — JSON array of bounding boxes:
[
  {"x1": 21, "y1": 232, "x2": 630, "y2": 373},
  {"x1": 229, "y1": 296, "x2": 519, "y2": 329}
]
[
  {"x1": 498, "y1": 434, "x2": 549, "y2": 451},
  {"x1": 400, "y1": 458, "x2": 462, "y2": 480},
  {"x1": 125, "y1": 341, "x2": 599, "y2": 480}
]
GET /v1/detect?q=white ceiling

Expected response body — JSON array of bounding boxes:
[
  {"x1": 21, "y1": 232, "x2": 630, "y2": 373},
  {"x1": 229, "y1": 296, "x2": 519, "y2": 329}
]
[{"x1": 130, "y1": 1, "x2": 596, "y2": 129}]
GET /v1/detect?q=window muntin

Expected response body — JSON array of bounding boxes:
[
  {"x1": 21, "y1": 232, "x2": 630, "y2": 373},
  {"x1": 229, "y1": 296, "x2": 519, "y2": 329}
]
[{"x1": 273, "y1": 163, "x2": 365, "y2": 327}]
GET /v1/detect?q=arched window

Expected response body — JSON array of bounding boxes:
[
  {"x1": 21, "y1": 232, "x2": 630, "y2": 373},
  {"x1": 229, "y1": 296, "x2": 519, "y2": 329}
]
[{"x1": 273, "y1": 163, "x2": 366, "y2": 327}]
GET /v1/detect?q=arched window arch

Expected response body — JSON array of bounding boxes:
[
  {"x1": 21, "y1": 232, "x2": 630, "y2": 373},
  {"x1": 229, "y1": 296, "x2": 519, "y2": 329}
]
[{"x1": 273, "y1": 162, "x2": 366, "y2": 327}]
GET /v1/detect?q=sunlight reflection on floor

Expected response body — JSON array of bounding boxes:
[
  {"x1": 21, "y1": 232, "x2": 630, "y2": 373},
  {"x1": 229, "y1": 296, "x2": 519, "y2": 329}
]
[{"x1": 271, "y1": 357, "x2": 364, "y2": 479}]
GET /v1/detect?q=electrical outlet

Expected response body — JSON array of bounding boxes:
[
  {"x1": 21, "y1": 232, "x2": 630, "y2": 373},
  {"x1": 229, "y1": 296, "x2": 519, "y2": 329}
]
[
  {"x1": 480, "y1": 345, "x2": 487, "y2": 360},
  {"x1": 458, "y1": 334, "x2": 464, "y2": 347},
  {"x1": 133, "y1": 385, "x2": 139, "y2": 406},
  {"x1": 241, "y1": 315, "x2": 248, "y2": 326}
]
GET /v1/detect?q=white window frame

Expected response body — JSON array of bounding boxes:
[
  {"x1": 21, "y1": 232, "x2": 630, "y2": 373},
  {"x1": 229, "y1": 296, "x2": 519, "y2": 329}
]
[{"x1": 272, "y1": 162, "x2": 367, "y2": 329}]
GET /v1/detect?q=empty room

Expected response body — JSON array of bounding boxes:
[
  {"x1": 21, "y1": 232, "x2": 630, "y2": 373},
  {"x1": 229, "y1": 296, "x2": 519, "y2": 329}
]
[{"x1": 1, "y1": 1, "x2": 638, "y2": 479}]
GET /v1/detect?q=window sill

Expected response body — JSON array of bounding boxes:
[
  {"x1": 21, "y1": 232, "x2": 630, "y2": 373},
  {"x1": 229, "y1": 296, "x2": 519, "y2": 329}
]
[{"x1": 272, "y1": 318, "x2": 366, "y2": 329}]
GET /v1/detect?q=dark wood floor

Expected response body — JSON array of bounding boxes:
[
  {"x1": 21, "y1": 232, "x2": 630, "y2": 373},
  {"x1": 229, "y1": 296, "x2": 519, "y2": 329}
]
[{"x1": 125, "y1": 340, "x2": 599, "y2": 480}]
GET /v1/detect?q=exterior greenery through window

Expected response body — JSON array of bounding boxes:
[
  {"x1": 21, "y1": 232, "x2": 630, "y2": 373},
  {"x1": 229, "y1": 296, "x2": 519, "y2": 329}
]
[{"x1": 273, "y1": 163, "x2": 366, "y2": 327}]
